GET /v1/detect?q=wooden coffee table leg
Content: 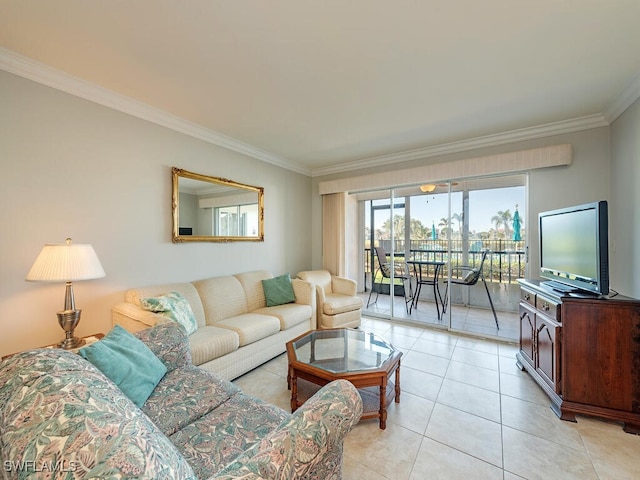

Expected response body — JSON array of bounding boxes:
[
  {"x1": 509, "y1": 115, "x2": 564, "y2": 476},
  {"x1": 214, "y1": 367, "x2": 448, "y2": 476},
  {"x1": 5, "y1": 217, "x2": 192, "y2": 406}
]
[
  {"x1": 290, "y1": 371, "x2": 299, "y2": 412},
  {"x1": 379, "y1": 381, "x2": 387, "y2": 429},
  {"x1": 395, "y1": 365, "x2": 401, "y2": 403}
]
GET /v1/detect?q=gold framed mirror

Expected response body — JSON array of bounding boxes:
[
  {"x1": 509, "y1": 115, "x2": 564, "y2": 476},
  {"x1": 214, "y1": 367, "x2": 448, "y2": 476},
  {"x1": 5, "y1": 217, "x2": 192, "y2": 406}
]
[{"x1": 172, "y1": 167, "x2": 264, "y2": 242}]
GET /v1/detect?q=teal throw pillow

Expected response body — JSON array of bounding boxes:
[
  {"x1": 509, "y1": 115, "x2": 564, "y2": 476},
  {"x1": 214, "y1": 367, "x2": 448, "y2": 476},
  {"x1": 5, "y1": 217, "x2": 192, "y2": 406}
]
[
  {"x1": 139, "y1": 291, "x2": 198, "y2": 335},
  {"x1": 79, "y1": 325, "x2": 167, "y2": 407},
  {"x1": 262, "y1": 273, "x2": 296, "y2": 307}
]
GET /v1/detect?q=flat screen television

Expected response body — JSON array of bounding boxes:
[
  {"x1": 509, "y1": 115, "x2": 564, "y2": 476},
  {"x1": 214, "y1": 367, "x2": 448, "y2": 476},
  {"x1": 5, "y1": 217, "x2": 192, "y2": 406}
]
[{"x1": 539, "y1": 200, "x2": 609, "y2": 295}]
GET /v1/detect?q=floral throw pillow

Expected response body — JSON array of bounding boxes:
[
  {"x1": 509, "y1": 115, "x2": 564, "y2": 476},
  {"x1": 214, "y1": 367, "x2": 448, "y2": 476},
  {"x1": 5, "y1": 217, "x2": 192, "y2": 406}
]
[{"x1": 140, "y1": 291, "x2": 198, "y2": 335}]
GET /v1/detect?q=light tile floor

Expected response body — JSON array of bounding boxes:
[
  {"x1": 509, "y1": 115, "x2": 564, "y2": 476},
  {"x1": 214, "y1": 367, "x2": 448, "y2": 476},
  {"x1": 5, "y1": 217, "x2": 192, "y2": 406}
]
[
  {"x1": 360, "y1": 292, "x2": 521, "y2": 343},
  {"x1": 233, "y1": 317, "x2": 640, "y2": 480}
]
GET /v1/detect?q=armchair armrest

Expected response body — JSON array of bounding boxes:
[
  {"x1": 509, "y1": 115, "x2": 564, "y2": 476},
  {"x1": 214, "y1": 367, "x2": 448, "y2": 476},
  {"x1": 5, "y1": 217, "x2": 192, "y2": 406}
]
[
  {"x1": 215, "y1": 379, "x2": 362, "y2": 479},
  {"x1": 331, "y1": 275, "x2": 357, "y2": 296},
  {"x1": 315, "y1": 284, "x2": 327, "y2": 305}
]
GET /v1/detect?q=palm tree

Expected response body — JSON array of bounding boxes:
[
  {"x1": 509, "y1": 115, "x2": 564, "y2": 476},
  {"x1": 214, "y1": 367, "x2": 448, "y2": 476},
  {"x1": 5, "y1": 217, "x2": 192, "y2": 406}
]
[
  {"x1": 438, "y1": 217, "x2": 451, "y2": 238},
  {"x1": 452, "y1": 212, "x2": 463, "y2": 239},
  {"x1": 380, "y1": 214, "x2": 405, "y2": 243},
  {"x1": 375, "y1": 226, "x2": 389, "y2": 241},
  {"x1": 491, "y1": 213, "x2": 502, "y2": 237},
  {"x1": 500, "y1": 210, "x2": 513, "y2": 240},
  {"x1": 409, "y1": 218, "x2": 429, "y2": 240},
  {"x1": 491, "y1": 210, "x2": 513, "y2": 239}
]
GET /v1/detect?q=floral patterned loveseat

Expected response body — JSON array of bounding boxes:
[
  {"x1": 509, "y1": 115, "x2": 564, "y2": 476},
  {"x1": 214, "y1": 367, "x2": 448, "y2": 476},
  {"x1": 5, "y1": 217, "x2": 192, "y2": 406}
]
[{"x1": 0, "y1": 323, "x2": 363, "y2": 479}]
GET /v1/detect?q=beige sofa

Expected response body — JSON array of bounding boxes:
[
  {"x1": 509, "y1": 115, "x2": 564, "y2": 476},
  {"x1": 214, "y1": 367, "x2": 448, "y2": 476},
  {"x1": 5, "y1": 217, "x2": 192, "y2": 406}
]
[{"x1": 112, "y1": 270, "x2": 315, "y2": 380}]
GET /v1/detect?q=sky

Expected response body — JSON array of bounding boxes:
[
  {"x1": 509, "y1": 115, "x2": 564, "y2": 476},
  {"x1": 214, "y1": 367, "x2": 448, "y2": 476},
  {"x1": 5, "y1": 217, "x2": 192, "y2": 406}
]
[{"x1": 369, "y1": 186, "x2": 525, "y2": 235}]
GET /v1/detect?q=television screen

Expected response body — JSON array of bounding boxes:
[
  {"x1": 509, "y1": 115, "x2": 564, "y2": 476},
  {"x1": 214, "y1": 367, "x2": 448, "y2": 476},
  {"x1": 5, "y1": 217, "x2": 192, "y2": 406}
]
[{"x1": 539, "y1": 201, "x2": 608, "y2": 295}]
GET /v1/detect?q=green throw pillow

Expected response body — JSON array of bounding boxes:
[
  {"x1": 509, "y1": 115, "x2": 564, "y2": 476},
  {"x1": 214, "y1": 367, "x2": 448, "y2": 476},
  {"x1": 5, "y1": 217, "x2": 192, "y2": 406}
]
[
  {"x1": 79, "y1": 325, "x2": 167, "y2": 407},
  {"x1": 262, "y1": 273, "x2": 296, "y2": 307},
  {"x1": 139, "y1": 291, "x2": 198, "y2": 335}
]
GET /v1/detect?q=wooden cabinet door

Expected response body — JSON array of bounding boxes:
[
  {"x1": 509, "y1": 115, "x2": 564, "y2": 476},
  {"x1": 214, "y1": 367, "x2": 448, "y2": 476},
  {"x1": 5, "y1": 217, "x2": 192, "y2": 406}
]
[
  {"x1": 562, "y1": 299, "x2": 639, "y2": 411},
  {"x1": 536, "y1": 313, "x2": 561, "y2": 394},
  {"x1": 519, "y1": 303, "x2": 536, "y2": 368}
]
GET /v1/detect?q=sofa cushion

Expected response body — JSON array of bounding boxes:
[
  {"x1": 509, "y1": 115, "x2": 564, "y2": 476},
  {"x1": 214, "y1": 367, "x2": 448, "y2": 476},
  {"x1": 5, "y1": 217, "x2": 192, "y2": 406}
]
[
  {"x1": 0, "y1": 349, "x2": 195, "y2": 479},
  {"x1": 254, "y1": 303, "x2": 313, "y2": 330},
  {"x1": 189, "y1": 325, "x2": 240, "y2": 365},
  {"x1": 169, "y1": 392, "x2": 289, "y2": 480},
  {"x1": 126, "y1": 282, "x2": 207, "y2": 328},
  {"x1": 234, "y1": 270, "x2": 273, "y2": 311},
  {"x1": 142, "y1": 365, "x2": 241, "y2": 436},
  {"x1": 323, "y1": 293, "x2": 363, "y2": 315},
  {"x1": 193, "y1": 276, "x2": 249, "y2": 324},
  {"x1": 139, "y1": 291, "x2": 198, "y2": 335},
  {"x1": 216, "y1": 313, "x2": 281, "y2": 346},
  {"x1": 262, "y1": 273, "x2": 296, "y2": 307},
  {"x1": 78, "y1": 325, "x2": 167, "y2": 407}
]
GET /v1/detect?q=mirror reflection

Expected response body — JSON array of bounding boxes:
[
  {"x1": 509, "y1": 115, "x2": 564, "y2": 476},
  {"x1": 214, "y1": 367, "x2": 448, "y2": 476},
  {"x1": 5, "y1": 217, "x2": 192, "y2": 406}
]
[{"x1": 172, "y1": 167, "x2": 264, "y2": 242}]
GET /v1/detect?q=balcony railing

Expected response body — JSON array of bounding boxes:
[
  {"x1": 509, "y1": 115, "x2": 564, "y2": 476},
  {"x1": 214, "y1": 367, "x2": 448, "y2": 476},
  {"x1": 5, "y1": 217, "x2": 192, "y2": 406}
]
[{"x1": 365, "y1": 239, "x2": 525, "y2": 288}]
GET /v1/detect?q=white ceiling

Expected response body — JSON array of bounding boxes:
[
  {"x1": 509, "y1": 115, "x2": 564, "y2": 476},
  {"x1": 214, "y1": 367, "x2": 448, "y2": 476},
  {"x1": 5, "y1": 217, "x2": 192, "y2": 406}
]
[{"x1": 2, "y1": 1, "x2": 640, "y2": 176}]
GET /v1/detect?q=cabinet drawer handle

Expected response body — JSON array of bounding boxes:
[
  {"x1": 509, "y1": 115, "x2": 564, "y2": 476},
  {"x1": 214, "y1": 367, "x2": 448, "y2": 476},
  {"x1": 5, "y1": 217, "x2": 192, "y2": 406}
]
[
  {"x1": 524, "y1": 293, "x2": 531, "y2": 301},
  {"x1": 542, "y1": 302, "x2": 550, "y2": 311}
]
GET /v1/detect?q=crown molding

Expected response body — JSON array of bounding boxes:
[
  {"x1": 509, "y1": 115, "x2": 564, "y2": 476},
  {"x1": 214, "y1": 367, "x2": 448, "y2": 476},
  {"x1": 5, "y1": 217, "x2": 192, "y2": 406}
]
[
  {"x1": 311, "y1": 114, "x2": 609, "y2": 177},
  {"x1": 602, "y1": 70, "x2": 640, "y2": 123},
  {"x1": 0, "y1": 48, "x2": 311, "y2": 176},
  {"x1": 2, "y1": 47, "x2": 636, "y2": 180}
]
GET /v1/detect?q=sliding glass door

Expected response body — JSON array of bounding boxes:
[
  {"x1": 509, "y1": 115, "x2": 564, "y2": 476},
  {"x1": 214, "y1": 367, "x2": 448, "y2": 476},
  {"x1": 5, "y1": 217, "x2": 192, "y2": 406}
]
[
  {"x1": 359, "y1": 174, "x2": 526, "y2": 341},
  {"x1": 364, "y1": 191, "x2": 411, "y2": 319},
  {"x1": 444, "y1": 179, "x2": 525, "y2": 339}
]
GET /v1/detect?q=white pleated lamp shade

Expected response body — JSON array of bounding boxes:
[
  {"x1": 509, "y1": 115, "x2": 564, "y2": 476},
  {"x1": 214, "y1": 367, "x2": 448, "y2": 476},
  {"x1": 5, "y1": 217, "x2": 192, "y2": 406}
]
[{"x1": 26, "y1": 239, "x2": 105, "y2": 282}]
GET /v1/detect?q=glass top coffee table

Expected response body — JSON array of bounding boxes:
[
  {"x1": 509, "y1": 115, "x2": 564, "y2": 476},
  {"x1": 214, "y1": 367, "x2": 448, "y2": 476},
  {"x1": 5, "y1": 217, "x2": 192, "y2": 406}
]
[{"x1": 286, "y1": 328, "x2": 402, "y2": 429}]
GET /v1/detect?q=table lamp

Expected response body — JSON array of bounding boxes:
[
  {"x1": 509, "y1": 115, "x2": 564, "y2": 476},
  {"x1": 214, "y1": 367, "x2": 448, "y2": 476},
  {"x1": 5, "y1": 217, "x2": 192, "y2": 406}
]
[{"x1": 26, "y1": 238, "x2": 106, "y2": 349}]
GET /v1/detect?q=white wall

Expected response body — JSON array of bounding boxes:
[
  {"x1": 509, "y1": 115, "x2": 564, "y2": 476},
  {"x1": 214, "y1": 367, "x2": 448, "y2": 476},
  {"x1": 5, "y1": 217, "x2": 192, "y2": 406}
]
[
  {"x1": 526, "y1": 128, "x2": 611, "y2": 281},
  {"x1": 611, "y1": 97, "x2": 640, "y2": 298},
  {"x1": 0, "y1": 72, "x2": 312, "y2": 356}
]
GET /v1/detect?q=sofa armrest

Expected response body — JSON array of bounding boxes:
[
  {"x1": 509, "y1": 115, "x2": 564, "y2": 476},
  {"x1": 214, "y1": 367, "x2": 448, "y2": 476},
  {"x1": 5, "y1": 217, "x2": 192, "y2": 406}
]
[
  {"x1": 331, "y1": 275, "x2": 357, "y2": 296},
  {"x1": 291, "y1": 278, "x2": 314, "y2": 307},
  {"x1": 112, "y1": 301, "x2": 169, "y2": 332},
  {"x1": 291, "y1": 278, "x2": 317, "y2": 329},
  {"x1": 135, "y1": 323, "x2": 193, "y2": 372},
  {"x1": 0, "y1": 349, "x2": 196, "y2": 480},
  {"x1": 215, "y1": 379, "x2": 362, "y2": 480}
]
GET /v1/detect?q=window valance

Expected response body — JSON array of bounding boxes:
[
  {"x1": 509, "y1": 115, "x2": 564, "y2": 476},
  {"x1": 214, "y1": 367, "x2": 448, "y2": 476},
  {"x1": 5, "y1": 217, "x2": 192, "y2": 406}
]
[{"x1": 318, "y1": 144, "x2": 571, "y2": 195}]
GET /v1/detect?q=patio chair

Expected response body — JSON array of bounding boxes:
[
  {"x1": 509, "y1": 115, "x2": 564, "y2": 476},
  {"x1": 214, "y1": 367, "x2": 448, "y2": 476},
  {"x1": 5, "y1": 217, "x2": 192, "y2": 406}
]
[
  {"x1": 443, "y1": 249, "x2": 499, "y2": 329},
  {"x1": 367, "y1": 247, "x2": 413, "y2": 314}
]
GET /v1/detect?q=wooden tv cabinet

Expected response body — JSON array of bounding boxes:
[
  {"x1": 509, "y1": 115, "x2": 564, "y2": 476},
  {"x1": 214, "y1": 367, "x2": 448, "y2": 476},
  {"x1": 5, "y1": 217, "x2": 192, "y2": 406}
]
[{"x1": 516, "y1": 279, "x2": 640, "y2": 433}]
